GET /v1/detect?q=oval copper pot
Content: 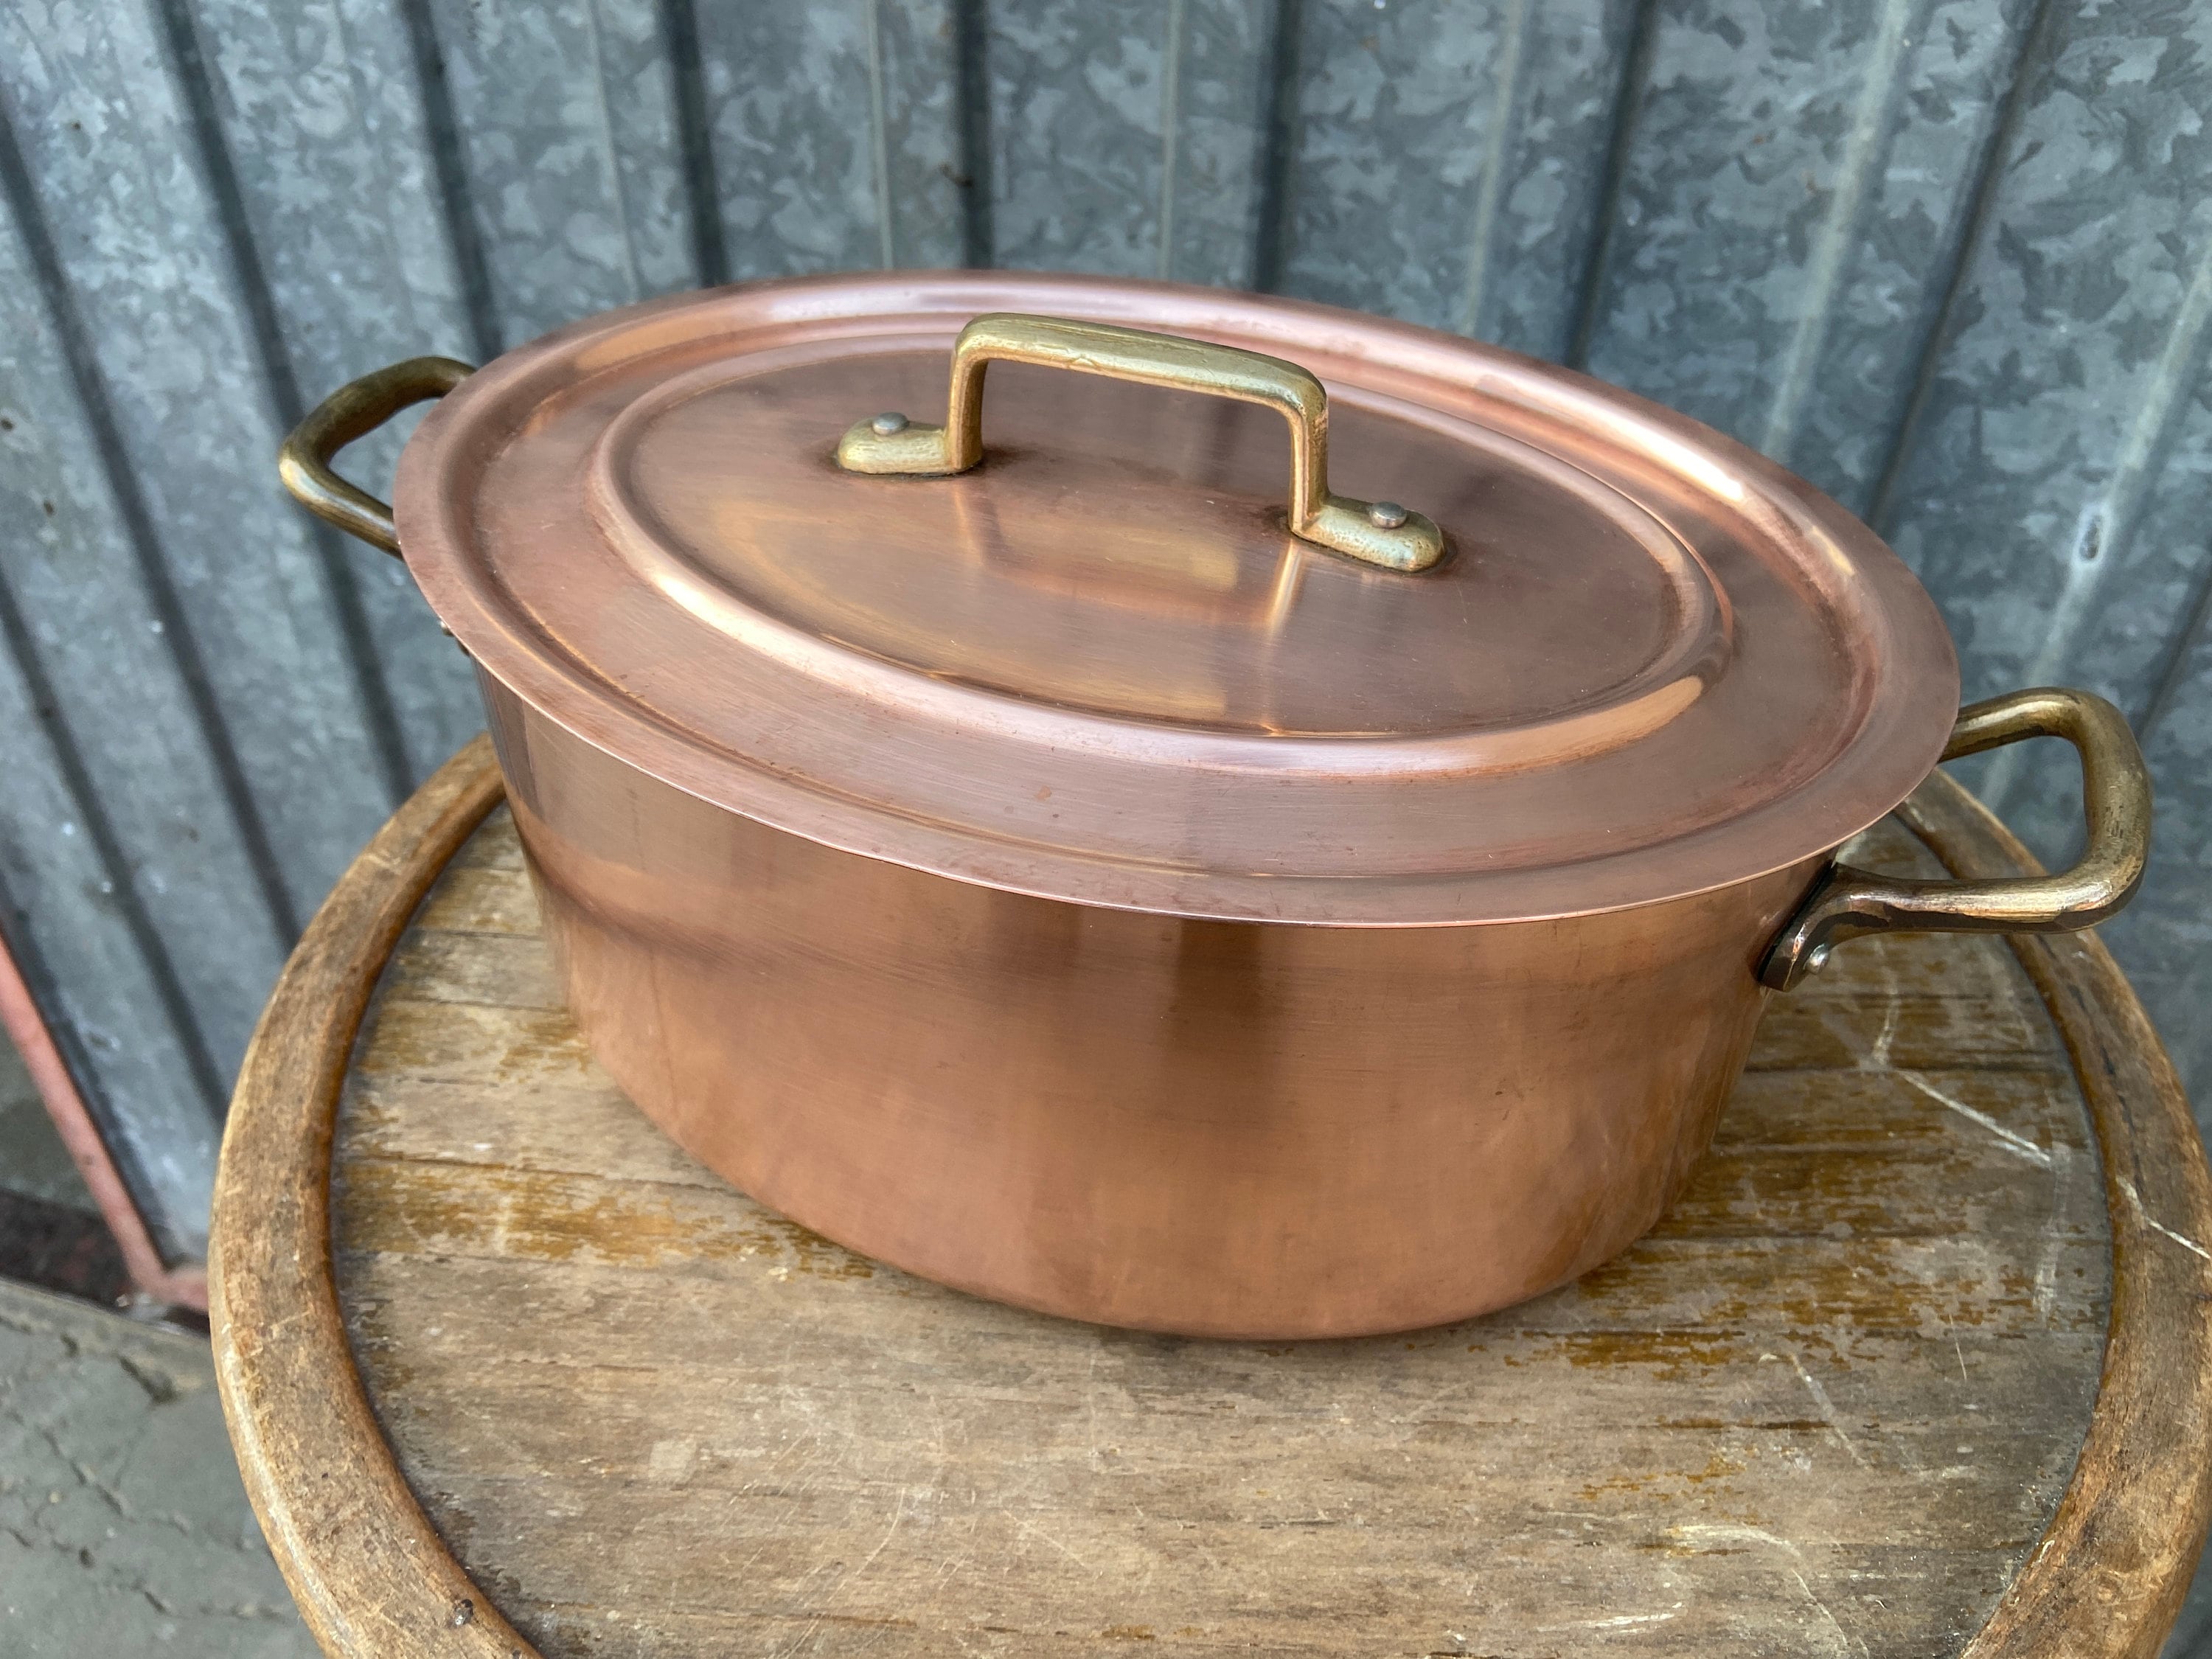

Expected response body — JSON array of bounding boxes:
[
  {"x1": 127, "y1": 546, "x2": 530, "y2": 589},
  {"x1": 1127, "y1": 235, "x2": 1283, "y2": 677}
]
[{"x1": 279, "y1": 279, "x2": 2151, "y2": 1339}]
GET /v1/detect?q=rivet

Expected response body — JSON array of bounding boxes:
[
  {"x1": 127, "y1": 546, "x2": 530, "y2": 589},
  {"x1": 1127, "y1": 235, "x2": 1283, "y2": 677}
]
[
  {"x1": 870, "y1": 411, "x2": 909, "y2": 436},
  {"x1": 1366, "y1": 499, "x2": 1408, "y2": 529},
  {"x1": 1806, "y1": 943, "x2": 1832, "y2": 973}
]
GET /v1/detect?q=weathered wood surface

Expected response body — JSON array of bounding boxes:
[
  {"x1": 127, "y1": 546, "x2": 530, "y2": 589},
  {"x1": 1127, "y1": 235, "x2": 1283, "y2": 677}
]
[
  {"x1": 212, "y1": 737, "x2": 534, "y2": 1659},
  {"x1": 204, "y1": 747, "x2": 2212, "y2": 1655},
  {"x1": 7, "y1": 1, "x2": 2212, "y2": 1270}
]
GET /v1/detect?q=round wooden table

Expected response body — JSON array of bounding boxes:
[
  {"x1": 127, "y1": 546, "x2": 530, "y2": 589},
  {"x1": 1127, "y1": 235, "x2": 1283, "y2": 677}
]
[{"x1": 212, "y1": 737, "x2": 2212, "y2": 1658}]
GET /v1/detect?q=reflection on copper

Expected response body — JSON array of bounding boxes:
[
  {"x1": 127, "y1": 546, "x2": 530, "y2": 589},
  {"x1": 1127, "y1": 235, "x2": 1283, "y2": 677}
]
[{"x1": 1264, "y1": 540, "x2": 1307, "y2": 637}]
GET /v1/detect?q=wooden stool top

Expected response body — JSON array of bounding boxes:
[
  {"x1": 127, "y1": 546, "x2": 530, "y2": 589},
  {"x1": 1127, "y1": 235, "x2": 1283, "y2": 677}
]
[{"x1": 212, "y1": 738, "x2": 2212, "y2": 1658}]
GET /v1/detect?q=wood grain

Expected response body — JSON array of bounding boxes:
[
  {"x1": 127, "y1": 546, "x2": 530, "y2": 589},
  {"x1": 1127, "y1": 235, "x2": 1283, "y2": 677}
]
[
  {"x1": 209, "y1": 734, "x2": 534, "y2": 1659},
  {"x1": 1905, "y1": 778, "x2": 2212, "y2": 1659},
  {"x1": 213, "y1": 748, "x2": 2212, "y2": 1658}
]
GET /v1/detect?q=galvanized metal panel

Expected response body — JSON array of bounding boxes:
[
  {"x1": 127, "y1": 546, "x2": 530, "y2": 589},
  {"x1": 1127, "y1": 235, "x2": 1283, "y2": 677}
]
[
  {"x1": 1273, "y1": 0, "x2": 1640, "y2": 358},
  {"x1": 1165, "y1": 0, "x2": 1277, "y2": 286},
  {"x1": 0, "y1": 211, "x2": 247, "y2": 1259},
  {"x1": 0, "y1": 2, "x2": 395, "y2": 925},
  {"x1": 2132, "y1": 636, "x2": 2212, "y2": 1122},
  {"x1": 693, "y1": 0, "x2": 961, "y2": 277},
  {"x1": 1870, "y1": 0, "x2": 2212, "y2": 1096},
  {"x1": 0, "y1": 215, "x2": 284, "y2": 1116},
  {"x1": 872, "y1": 0, "x2": 969, "y2": 271},
  {"x1": 1168, "y1": 0, "x2": 1274, "y2": 285},
  {"x1": 0, "y1": 41, "x2": 316, "y2": 1124},
  {"x1": 418, "y1": 0, "x2": 695, "y2": 347},
  {"x1": 184, "y1": 0, "x2": 483, "y2": 786},
  {"x1": 985, "y1": 0, "x2": 1181, "y2": 276},
  {"x1": 0, "y1": 690, "x2": 218, "y2": 1264},
  {"x1": 1795, "y1": 0, "x2": 2041, "y2": 513},
  {"x1": 984, "y1": 0, "x2": 1276, "y2": 285},
  {"x1": 1579, "y1": 0, "x2": 2037, "y2": 511},
  {"x1": 2104, "y1": 628, "x2": 2212, "y2": 1127}
]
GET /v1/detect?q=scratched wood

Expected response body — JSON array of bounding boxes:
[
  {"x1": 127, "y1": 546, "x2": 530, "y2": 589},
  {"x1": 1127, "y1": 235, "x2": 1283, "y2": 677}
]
[{"x1": 285, "y1": 803, "x2": 2128, "y2": 1659}]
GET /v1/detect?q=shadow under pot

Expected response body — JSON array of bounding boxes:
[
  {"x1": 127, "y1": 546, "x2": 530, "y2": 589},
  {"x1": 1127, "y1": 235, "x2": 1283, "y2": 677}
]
[{"x1": 279, "y1": 273, "x2": 2149, "y2": 1340}]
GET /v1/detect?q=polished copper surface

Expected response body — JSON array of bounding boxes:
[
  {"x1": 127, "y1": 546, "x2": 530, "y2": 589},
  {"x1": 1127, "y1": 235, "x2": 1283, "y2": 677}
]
[
  {"x1": 394, "y1": 272, "x2": 1961, "y2": 924},
  {"x1": 273, "y1": 273, "x2": 2154, "y2": 1338},
  {"x1": 488, "y1": 682, "x2": 1823, "y2": 1339}
]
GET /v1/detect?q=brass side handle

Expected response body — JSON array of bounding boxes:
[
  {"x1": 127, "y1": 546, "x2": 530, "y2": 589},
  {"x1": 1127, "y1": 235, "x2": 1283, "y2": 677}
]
[
  {"x1": 835, "y1": 313, "x2": 1445, "y2": 574},
  {"x1": 1760, "y1": 687, "x2": 2152, "y2": 990},
  {"x1": 279, "y1": 357, "x2": 476, "y2": 556}
]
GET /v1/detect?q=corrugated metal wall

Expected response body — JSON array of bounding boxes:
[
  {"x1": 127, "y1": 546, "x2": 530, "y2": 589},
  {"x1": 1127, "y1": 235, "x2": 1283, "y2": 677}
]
[{"x1": 1, "y1": 0, "x2": 2207, "y2": 1264}]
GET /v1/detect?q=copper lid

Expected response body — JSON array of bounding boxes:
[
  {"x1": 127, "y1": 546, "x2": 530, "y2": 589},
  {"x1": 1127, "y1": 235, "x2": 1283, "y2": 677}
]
[{"x1": 395, "y1": 273, "x2": 1958, "y2": 925}]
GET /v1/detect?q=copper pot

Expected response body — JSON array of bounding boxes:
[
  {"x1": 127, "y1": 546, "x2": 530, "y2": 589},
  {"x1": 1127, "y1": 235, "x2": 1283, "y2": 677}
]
[{"x1": 281, "y1": 274, "x2": 2149, "y2": 1339}]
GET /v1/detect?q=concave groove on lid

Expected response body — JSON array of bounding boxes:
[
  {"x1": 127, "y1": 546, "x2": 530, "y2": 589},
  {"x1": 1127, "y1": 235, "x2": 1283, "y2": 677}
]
[{"x1": 395, "y1": 272, "x2": 1958, "y2": 925}]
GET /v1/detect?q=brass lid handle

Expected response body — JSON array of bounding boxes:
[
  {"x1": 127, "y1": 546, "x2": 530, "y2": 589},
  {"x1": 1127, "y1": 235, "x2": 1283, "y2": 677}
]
[
  {"x1": 1760, "y1": 687, "x2": 2153, "y2": 990},
  {"x1": 835, "y1": 313, "x2": 1446, "y2": 574}
]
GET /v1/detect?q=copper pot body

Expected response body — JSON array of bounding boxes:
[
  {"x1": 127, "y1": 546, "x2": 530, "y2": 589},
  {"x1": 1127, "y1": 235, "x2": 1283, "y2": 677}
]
[{"x1": 486, "y1": 680, "x2": 1822, "y2": 1340}]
